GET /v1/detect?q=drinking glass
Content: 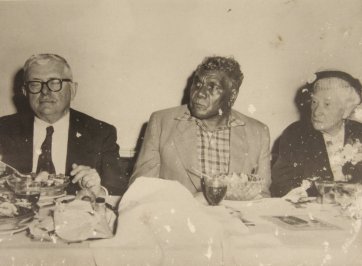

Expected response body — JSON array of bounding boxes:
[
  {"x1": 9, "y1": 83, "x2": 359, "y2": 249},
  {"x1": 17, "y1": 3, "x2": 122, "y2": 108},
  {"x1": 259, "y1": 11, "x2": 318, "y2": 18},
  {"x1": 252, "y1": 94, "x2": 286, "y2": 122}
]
[
  {"x1": 202, "y1": 174, "x2": 227, "y2": 206},
  {"x1": 14, "y1": 177, "x2": 41, "y2": 205},
  {"x1": 334, "y1": 183, "x2": 362, "y2": 218},
  {"x1": 314, "y1": 180, "x2": 335, "y2": 205},
  {"x1": 334, "y1": 183, "x2": 356, "y2": 209}
]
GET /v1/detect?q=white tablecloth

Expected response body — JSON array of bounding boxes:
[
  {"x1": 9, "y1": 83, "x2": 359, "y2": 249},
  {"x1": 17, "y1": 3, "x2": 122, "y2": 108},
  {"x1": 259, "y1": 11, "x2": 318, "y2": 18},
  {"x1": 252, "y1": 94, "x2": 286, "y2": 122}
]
[
  {"x1": 91, "y1": 178, "x2": 362, "y2": 266},
  {"x1": 1, "y1": 178, "x2": 362, "y2": 266}
]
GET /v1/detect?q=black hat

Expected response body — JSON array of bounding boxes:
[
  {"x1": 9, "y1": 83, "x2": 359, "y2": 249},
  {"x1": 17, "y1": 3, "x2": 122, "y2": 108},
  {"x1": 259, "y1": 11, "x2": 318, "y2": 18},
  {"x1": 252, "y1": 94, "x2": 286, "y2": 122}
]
[{"x1": 310, "y1": 70, "x2": 362, "y2": 102}]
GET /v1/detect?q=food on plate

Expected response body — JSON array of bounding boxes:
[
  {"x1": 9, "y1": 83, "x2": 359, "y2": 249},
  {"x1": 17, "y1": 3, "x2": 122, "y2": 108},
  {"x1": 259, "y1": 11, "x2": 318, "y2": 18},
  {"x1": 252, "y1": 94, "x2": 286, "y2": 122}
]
[
  {"x1": 0, "y1": 176, "x2": 7, "y2": 189},
  {"x1": 34, "y1": 171, "x2": 68, "y2": 187},
  {"x1": 6, "y1": 172, "x2": 70, "y2": 198},
  {"x1": 0, "y1": 192, "x2": 33, "y2": 218},
  {"x1": 0, "y1": 201, "x2": 18, "y2": 217}
]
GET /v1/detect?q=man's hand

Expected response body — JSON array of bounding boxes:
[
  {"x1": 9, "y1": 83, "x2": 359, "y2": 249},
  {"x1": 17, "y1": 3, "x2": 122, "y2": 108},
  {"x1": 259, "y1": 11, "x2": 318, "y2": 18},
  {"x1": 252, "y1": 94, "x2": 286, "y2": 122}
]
[{"x1": 71, "y1": 163, "x2": 102, "y2": 195}]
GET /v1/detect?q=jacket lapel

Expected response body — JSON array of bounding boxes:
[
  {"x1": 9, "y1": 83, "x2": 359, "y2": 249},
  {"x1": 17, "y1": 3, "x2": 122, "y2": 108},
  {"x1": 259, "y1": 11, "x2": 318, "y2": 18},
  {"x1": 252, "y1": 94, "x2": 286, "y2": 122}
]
[
  {"x1": 17, "y1": 114, "x2": 34, "y2": 173},
  {"x1": 65, "y1": 109, "x2": 92, "y2": 175},
  {"x1": 173, "y1": 118, "x2": 199, "y2": 189},
  {"x1": 307, "y1": 128, "x2": 333, "y2": 179},
  {"x1": 345, "y1": 120, "x2": 357, "y2": 144},
  {"x1": 229, "y1": 125, "x2": 248, "y2": 174}
]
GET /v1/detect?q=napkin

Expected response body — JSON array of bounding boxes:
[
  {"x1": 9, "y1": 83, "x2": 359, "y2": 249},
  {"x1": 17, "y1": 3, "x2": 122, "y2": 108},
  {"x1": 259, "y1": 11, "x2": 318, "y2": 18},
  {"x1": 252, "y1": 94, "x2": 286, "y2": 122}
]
[
  {"x1": 282, "y1": 180, "x2": 311, "y2": 203},
  {"x1": 28, "y1": 215, "x2": 55, "y2": 241},
  {"x1": 29, "y1": 199, "x2": 115, "y2": 242},
  {"x1": 54, "y1": 200, "x2": 114, "y2": 242},
  {"x1": 92, "y1": 177, "x2": 249, "y2": 266}
]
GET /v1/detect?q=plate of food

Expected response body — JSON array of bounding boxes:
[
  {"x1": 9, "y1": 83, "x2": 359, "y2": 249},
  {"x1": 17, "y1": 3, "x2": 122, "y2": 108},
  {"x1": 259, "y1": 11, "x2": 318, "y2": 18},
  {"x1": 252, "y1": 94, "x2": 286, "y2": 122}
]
[
  {"x1": 7, "y1": 172, "x2": 70, "y2": 197},
  {"x1": 0, "y1": 191, "x2": 36, "y2": 232}
]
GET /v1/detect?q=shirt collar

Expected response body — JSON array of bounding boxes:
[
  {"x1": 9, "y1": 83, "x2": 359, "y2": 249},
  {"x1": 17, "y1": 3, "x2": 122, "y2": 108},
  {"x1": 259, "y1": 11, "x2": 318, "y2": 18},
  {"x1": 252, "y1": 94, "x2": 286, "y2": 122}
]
[
  {"x1": 34, "y1": 112, "x2": 70, "y2": 131},
  {"x1": 175, "y1": 110, "x2": 245, "y2": 128},
  {"x1": 322, "y1": 122, "x2": 345, "y2": 143}
]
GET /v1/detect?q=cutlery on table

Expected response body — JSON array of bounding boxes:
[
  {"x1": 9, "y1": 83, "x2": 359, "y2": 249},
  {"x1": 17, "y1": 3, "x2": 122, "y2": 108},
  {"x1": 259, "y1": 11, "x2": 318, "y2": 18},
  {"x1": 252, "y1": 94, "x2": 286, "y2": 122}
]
[
  {"x1": 0, "y1": 160, "x2": 29, "y2": 178},
  {"x1": 224, "y1": 205, "x2": 255, "y2": 226}
]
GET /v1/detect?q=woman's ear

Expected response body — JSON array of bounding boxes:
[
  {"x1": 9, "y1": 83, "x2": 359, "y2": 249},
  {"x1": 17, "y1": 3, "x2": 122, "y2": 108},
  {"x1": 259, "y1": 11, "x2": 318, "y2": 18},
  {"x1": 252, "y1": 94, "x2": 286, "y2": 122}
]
[{"x1": 343, "y1": 103, "x2": 358, "y2": 119}]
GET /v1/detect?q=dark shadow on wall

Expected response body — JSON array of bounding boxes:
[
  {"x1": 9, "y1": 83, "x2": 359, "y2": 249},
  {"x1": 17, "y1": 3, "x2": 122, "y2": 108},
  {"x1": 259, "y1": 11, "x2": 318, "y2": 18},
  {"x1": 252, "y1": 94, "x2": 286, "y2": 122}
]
[
  {"x1": 123, "y1": 121, "x2": 148, "y2": 180},
  {"x1": 12, "y1": 69, "x2": 32, "y2": 114},
  {"x1": 132, "y1": 121, "x2": 148, "y2": 167},
  {"x1": 294, "y1": 83, "x2": 311, "y2": 124},
  {"x1": 270, "y1": 136, "x2": 280, "y2": 168},
  {"x1": 128, "y1": 71, "x2": 196, "y2": 177},
  {"x1": 180, "y1": 71, "x2": 195, "y2": 105},
  {"x1": 271, "y1": 83, "x2": 311, "y2": 168}
]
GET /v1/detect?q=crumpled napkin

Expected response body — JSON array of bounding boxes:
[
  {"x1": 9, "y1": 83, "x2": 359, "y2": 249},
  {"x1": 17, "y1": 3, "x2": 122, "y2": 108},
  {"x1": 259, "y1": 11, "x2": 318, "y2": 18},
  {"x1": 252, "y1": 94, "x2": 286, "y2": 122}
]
[
  {"x1": 91, "y1": 177, "x2": 249, "y2": 266},
  {"x1": 29, "y1": 215, "x2": 55, "y2": 242},
  {"x1": 282, "y1": 180, "x2": 311, "y2": 203},
  {"x1": 29, "y1": 199, "x2": 115, "y2": 242}
]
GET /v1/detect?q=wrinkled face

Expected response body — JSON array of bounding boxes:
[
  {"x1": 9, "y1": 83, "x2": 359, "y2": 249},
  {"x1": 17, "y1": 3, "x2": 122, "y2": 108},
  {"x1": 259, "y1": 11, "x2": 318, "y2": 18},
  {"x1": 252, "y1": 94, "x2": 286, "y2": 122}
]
[
  {"x1": 189, "y1": 70, "x2": 234, "y2": 120},
  {"x1": 24, "y1": 60, "x2": 76, "y2": 124},
  {"x1": 311, "y1": 78, "x2": 347, "y2": 135}
]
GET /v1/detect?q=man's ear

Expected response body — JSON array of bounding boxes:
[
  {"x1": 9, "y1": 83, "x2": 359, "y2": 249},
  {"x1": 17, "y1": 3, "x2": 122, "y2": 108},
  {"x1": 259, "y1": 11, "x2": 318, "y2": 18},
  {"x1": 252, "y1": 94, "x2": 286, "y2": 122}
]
[
  {"x1": 70, "y1": 82, "x2": 78, "y2": 101},
  {"x1": 229, "y1": 88, "x2": 239, "y2": 106},
  {"x1": 22, "y1": 86, "x2": 27, "y2": 97}
]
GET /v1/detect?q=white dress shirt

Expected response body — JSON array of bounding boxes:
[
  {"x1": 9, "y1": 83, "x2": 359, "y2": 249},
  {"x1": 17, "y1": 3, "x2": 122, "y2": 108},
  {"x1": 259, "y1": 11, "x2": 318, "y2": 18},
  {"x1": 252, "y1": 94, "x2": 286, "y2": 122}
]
[{"x1": 32, "y1": 113, "x2": 70, "y2": 174}]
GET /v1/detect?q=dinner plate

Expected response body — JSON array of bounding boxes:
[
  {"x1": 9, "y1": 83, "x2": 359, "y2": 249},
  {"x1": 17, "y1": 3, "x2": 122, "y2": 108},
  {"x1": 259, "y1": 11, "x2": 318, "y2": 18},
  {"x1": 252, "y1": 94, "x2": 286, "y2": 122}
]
[
  {"x1": 6, "y1": 174, "x2": 70, "y2": 197},
  {"x1": 0, "y1": 224, "x2": 29, "y2": 235},
  {"x1": 0, "y1": 206, "x2": 35, "y2": 232},
  {"x1": 39, "y1": 192, "x2": 66, "y2": 201},
  {"x1": 38, "y1": 193, "x2": 68, "y2": 207}
]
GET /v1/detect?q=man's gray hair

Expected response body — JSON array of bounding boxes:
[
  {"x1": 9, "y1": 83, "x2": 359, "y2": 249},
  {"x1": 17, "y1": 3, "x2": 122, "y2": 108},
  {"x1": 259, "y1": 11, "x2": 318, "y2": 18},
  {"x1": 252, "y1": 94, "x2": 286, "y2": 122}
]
[
  {"x1": 23, "y1": 54, "x2": 73, "y2": 79},
  {"x1": 196, "y1": 56, "x2": 244, "y2": 91}
]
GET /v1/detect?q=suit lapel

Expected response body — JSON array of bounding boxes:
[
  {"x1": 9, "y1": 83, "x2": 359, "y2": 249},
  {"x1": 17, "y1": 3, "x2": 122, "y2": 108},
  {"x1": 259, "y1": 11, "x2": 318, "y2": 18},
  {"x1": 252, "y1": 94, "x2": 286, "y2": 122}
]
[
  {"x1": 65, "y1": 110, "x2": 92, "y2": 175},
  {"x1": 229, "y1": 125, "x2": 248, "y2": 174},
  {"x1": 173, "y1": 118, "x2": 199, "y2": 189},
  {"x1": 17, "y1": 114, "x2": 34, "y2": 173}
]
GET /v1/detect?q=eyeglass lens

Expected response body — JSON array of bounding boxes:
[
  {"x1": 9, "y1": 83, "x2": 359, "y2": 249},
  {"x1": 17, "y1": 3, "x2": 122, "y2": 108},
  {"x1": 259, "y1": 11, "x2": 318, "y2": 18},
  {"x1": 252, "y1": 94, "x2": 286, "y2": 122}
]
[{"x1": 26, "y1": 79, "x2": 70, "y2": 93}]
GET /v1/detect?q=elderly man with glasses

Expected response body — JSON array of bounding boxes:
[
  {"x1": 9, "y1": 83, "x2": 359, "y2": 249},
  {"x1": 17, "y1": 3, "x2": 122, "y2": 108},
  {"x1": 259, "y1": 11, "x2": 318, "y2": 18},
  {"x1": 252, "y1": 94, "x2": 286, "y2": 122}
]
[{"x1": 0, "y1": 54, "x2": 126, "y2": 196}]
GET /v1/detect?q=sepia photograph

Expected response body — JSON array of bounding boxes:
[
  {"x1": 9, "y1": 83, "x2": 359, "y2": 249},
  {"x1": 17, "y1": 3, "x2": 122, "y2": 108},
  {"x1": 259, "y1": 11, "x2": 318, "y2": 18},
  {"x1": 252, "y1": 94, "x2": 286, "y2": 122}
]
[{"x1": 0, "y1": 0, "x2": 362, "y2": 265}]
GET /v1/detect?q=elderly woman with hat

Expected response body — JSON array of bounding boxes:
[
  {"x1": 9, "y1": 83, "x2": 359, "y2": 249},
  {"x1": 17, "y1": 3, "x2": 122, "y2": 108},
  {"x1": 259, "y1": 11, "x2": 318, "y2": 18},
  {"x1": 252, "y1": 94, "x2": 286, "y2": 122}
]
[{"x1": 271, "y1": 70, "x2": 362, "y2": 197}]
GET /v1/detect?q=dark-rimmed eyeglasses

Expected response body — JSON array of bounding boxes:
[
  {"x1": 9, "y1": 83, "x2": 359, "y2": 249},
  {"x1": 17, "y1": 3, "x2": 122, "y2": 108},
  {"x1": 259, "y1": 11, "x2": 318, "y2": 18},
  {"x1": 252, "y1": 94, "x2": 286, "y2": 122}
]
[{"x1": 24, "y1": 78, "x2": 72, "y2": 94}]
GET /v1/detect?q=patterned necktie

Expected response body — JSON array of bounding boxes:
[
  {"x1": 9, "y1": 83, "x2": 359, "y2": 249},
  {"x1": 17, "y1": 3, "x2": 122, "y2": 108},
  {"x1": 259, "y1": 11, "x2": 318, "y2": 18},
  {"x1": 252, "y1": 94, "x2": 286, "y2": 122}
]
[{"x1": 36, "y1": 126, "x2": 56, "y2": 174}]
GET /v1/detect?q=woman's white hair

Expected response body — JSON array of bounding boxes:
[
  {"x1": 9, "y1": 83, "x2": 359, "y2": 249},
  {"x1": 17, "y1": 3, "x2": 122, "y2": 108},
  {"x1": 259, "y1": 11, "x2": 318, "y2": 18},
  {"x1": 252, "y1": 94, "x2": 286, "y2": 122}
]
[
  {"x1": 311, "y1": 70, "x2": 362, "y2": 118},
  {"x1": 313, "y1": 77, "x2": 361, "y2": 118}
]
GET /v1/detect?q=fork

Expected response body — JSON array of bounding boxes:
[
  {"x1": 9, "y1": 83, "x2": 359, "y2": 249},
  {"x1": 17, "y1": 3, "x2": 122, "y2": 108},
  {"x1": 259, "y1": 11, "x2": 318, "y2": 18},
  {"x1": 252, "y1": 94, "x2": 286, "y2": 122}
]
[
  {"x1": 0, "y1": 160, "x2": 28, "y2": 178},
  {"x1": 224, "y1": 205, "x2": 256, "y2": 226}
]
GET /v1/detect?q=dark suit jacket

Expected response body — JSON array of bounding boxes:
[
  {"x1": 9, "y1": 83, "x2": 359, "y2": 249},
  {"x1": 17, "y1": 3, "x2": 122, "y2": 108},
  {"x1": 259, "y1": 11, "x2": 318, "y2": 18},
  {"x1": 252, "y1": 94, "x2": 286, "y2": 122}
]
[
  {"x1": 271, "y1": 120, "x2": 362, "y2": 197},
  {"x1": 0, "y1": 109, "x2": 127, "y2": 195},
  {"x1": 130, "y1": 105, "x2": 271, "y2": 196}
]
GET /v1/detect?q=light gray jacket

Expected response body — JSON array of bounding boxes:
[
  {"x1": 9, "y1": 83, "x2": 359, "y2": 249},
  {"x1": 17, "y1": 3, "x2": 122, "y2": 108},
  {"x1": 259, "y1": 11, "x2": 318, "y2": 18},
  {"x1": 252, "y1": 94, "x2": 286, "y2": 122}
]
[{"x1": 130, "y1": 105, "x2": 271, "y2": 196}]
